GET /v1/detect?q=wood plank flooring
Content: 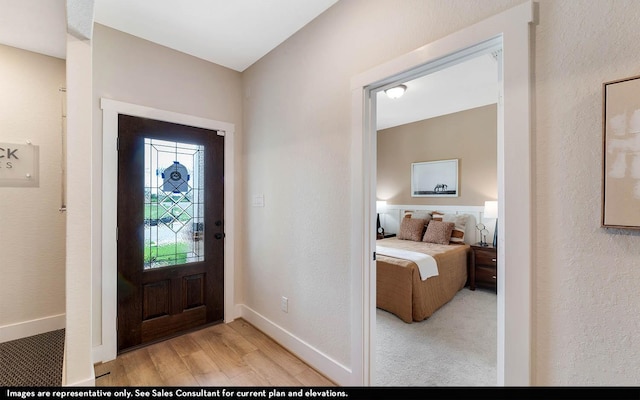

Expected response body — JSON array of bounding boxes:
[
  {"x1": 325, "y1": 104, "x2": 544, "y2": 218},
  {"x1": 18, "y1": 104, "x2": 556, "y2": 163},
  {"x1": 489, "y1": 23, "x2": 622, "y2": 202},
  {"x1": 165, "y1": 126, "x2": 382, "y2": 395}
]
[{"x1": 94, "y1": 319, "x2": 336, "y2": 387}]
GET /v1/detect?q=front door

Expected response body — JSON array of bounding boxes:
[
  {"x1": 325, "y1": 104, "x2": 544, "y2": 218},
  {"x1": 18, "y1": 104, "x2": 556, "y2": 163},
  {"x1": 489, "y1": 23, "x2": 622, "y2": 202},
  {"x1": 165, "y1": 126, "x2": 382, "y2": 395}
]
[{"x1": 117, "y1": 114, "x2": 224, "y2": 353}]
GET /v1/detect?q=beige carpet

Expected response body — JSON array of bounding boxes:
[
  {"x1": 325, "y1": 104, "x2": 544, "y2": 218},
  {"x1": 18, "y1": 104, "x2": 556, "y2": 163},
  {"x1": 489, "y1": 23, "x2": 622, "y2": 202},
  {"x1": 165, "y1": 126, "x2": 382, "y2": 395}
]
[
  {"x1": 375, "y1": 288, "x2": 497, "y2": 386},
  {"x1": 0, "y1": 329, "x2": 65, "y2": 386}
]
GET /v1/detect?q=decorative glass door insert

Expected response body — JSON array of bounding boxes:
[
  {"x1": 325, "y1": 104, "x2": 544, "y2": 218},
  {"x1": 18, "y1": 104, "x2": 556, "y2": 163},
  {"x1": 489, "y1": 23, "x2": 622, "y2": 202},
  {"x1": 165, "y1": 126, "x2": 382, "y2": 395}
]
[{"x1": 144, "y1": 138, "x2": 205, "y2": 269}]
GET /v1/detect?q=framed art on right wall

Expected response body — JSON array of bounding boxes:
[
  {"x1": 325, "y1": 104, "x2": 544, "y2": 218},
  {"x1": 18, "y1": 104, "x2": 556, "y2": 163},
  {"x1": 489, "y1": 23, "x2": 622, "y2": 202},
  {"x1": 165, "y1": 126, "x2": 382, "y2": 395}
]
[{"x1": 602, "y1": 75, "x2": 640, "y2": 229}]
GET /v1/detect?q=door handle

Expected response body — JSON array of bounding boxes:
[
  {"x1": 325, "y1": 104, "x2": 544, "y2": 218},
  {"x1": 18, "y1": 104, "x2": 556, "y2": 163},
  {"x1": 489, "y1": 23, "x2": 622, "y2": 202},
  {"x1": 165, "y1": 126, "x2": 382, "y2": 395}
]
[{"x1": 214, "y1": 233, "x2": 225, "y2": 240}]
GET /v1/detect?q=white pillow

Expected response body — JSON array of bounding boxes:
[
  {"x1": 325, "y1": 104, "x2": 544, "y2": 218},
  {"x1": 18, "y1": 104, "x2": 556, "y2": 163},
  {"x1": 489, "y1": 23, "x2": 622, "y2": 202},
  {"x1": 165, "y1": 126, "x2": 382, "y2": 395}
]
[{"x1": 432, "y1": 212, "x2": 469, "y2": 244}]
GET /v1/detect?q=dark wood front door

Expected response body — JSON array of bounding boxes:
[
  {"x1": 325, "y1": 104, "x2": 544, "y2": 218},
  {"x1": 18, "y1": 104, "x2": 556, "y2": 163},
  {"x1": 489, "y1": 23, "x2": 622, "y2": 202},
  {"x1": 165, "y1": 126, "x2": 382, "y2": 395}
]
[{"x1": 117, "y1": 114, "x2": 224, "y2": 353}]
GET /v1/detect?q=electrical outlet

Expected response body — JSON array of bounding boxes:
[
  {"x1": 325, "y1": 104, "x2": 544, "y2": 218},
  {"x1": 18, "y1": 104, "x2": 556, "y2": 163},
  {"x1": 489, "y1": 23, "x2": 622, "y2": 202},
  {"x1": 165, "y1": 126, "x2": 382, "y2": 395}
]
[{"x1": 281, "y1": 296, "x2": 288, "y2": 313}]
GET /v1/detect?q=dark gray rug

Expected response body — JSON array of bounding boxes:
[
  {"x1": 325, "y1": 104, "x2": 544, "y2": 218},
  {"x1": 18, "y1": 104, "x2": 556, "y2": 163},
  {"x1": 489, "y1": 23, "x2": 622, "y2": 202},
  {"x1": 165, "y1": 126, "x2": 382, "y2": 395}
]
[{"x1": 0, "y1": 329, "x2": 65, "y2": 386}]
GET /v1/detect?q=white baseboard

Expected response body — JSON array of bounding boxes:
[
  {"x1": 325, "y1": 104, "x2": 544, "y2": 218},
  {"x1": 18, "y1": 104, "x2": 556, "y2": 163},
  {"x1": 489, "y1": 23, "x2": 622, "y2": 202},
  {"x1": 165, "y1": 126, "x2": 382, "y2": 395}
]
[
  {"x1": 92, "y1": 343, "x2": 116, "y2": 365},
  {"x1": 238, "y1": 304, "x2": 351, "y2": 386},
  {"x1": 227, "y1": 303, "x2": 243, "y2": 323},
  {"x1": 64, "y1": 376, "x2": 96, "y2": 387},
  {"x1": 64, "y1": 339, "x2": 97, "y2": 387},
  {"x1": 0, "y1": 313, "x2": 66, "y2": 343}
]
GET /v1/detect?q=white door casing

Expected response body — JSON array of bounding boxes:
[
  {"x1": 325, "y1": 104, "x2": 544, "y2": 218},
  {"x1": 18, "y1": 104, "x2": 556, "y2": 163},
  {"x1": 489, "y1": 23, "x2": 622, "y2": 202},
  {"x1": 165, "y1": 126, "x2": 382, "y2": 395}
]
[
  {"x1": 94, "y1": 99, "x2": 236, "y2": 363},
  {"x1": 350, "y1": 1, "x2": 534, "y2": 386}
]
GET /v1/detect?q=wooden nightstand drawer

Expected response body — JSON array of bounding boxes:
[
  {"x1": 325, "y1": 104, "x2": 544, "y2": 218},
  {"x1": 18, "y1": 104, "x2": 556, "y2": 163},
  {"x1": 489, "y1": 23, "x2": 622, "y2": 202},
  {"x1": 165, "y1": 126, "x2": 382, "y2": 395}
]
[
  {"x1": 475, "y1": 250, "x2": 497, "y2": 267},
  {"x1": 475, "y1": 265, "x2": 497, "y2": 285},
  {"x1": 469, "y1": 244, "x2": 497, "y2": 292}
]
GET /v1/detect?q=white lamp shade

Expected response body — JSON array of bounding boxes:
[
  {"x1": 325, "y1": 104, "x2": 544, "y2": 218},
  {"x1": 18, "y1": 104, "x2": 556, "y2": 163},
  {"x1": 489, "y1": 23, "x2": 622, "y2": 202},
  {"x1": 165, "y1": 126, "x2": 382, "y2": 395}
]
[
  {"x1": 484, "y1": 200, "x2": 498, "y2": 219},
  {"x1": 376, "y1": 200, "x2": 388, "y2": 210}
]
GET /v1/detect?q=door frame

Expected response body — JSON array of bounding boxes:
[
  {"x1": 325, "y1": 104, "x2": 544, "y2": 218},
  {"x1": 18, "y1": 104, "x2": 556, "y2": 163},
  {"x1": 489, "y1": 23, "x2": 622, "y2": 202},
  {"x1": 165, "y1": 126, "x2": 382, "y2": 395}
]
[
  {"x1": 349, "y1": 1, "x2": 534, "y2": 386},
  {"x1": 95, "y1": 98, "x2": 235, "y2": 363}
]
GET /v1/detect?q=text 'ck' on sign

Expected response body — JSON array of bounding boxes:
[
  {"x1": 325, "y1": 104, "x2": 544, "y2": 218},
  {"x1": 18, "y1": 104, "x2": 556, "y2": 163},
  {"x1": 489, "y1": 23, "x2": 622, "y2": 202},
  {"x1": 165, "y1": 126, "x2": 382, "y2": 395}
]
[{"x1": 0, "y1": 142, "x2": 39, "y2": 187}]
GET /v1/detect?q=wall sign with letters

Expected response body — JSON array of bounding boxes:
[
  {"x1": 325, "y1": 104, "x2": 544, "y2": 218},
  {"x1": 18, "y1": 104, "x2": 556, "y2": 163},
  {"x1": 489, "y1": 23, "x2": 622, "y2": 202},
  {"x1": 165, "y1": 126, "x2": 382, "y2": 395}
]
[{"x1": 0, "y1": 142, "x2": 39, "y2": 187}]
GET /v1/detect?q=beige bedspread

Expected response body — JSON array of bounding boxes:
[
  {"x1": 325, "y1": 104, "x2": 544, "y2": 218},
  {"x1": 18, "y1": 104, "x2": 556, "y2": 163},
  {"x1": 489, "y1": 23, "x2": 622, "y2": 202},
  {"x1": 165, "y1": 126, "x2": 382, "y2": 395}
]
[{"x1": 376, "y1": 237, "x2": 470, "y2": 323}]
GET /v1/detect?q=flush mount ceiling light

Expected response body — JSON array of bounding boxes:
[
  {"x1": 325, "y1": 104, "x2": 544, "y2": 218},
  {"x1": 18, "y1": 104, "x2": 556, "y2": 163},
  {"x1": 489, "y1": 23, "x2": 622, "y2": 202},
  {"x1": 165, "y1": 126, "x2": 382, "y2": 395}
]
[{"x1": 384, "y1": 84, "x2": 407, "y2": 99}]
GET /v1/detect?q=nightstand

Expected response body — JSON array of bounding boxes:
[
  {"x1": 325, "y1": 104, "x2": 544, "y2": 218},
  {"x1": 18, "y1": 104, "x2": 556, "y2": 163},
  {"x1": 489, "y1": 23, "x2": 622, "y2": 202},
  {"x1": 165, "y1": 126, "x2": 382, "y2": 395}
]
[
  {"x1": 469, "y1": 244, "x2": 497, "y2": 291},
  {"x1": 377, "y1": 232, "x2": 396, "y2": 240}
]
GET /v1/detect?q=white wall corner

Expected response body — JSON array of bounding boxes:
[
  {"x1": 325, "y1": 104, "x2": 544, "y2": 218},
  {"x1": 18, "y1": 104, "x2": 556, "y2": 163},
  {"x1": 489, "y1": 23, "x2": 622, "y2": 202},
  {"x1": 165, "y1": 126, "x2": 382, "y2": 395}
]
[
  {"x1": 65, "y1": 32, "x2": 95, "y2": 387},
  {"x1": 238, "y1": 304, "x2": 351, "y2": 386}
]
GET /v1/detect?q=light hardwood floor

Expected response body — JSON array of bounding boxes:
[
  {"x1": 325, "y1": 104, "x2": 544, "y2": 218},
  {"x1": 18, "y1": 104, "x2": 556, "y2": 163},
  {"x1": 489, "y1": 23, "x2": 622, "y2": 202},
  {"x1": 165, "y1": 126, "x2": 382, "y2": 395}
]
[{"x1": 95, "y1": 319, "x2": 336, "y2": 387}]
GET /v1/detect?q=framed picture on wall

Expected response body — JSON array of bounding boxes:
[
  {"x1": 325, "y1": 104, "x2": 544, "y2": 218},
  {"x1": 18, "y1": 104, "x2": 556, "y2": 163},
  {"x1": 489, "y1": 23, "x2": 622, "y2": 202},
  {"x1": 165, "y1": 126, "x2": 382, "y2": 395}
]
[
  {"x1": 602, "y1": 75, "x2": 640, "y2": 229},
  {"x1": 411, "y1": 159, "x2": 459, "y2": 197}
]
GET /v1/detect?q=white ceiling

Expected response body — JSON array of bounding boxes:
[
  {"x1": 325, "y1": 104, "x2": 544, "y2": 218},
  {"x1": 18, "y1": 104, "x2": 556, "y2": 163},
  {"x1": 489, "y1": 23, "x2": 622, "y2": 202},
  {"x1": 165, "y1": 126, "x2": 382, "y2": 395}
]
[
  {"x1": 93, "y1": 0, "x2": 339, "y2": 72},
  {"x1": 0, "y1": 0, "x2": 67, "y2": 59},
  {"x1": 376, "y1": 53, "x2": 499, "y2": 130},
  {"x1": 0, "y1": 0, "x2": 339, "y2": 71},
  {"x1": 0, "y1": 0, "x2": 497, "y2": 129}
]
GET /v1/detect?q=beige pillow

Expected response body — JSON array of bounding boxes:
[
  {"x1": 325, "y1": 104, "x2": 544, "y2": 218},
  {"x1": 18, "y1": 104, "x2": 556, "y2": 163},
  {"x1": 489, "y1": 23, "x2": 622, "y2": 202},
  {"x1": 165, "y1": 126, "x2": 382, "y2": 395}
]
[
  {"x1": 422, "y1": 220, "x2": 455, "y2": 245},
  {"x1": 397, "y1": 217, "x2": 427, "y2": 241},
  {"x1": 431, "y1": 212, "x2": 469, "y2": 244}
]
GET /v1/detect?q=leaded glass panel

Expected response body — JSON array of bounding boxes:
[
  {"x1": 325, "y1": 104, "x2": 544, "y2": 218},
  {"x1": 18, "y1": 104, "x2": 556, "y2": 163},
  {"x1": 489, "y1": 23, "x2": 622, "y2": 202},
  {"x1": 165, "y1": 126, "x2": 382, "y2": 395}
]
[{"x1": 144, "y1": 138, "x2": 205, "y2": 269}]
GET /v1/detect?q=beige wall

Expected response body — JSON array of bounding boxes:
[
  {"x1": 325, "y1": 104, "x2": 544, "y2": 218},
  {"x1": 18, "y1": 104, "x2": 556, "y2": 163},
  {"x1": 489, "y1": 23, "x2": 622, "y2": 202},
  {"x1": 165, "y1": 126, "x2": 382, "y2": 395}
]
[
  {"x1": 377, "y1": 104, "x2": 497, "y2": 206},
  {"x1": 0, "y1": 45, "x2": 66, "y2": 332},
  {"x1": 91, "y1": 24, "x2": 243, "y2": 347},
  {"x1": 7, "y1": 0, "x2": 637, "y2": 386},
  {"x1": 242, "y1": 0, "x2": 518, "y2": 371},
  {"x1": 243, "y1": 0, "x2": 640, "y2": 385},
  {"x1": 93, "y1": 24, "x2": 243, "y2": 124},
  {"x1": 533, "y1": 0, "x2": 640, "y2": 384}
]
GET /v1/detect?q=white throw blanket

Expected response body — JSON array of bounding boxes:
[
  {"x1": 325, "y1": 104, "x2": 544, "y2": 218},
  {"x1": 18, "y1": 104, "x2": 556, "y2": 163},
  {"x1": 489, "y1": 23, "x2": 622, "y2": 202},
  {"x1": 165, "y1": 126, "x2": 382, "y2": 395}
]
[{"x1": 376, "y1": 245, "x2": 439, "y2": 280}]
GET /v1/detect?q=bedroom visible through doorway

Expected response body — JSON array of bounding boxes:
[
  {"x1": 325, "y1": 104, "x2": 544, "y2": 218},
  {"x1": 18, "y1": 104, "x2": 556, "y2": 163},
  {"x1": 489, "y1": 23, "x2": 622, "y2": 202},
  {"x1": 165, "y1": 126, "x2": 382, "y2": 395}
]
[
  {"x1": 351, "y1": 2, "x2": 534, "y2": 385},
  {"x1": 373, "y1": 48, "x2": 500, "y2": 386}
]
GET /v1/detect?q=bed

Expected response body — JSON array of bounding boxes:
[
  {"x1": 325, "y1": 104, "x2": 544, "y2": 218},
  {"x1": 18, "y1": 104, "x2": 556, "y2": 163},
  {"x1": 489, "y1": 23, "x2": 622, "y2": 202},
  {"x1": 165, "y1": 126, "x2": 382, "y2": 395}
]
[{"x1": 375, "y1": 210, "x2": 472, "y2": 323}]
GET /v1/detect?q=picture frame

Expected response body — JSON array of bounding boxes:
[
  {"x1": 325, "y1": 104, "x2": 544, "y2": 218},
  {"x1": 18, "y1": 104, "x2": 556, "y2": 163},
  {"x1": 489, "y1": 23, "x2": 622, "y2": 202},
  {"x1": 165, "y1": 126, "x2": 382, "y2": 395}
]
[
  {"x1": 602, "y1": 75, "x2": 640, "y2": 229},
  {"x1": 411, "y1": 159, "x2": 459, "y2": 197}
]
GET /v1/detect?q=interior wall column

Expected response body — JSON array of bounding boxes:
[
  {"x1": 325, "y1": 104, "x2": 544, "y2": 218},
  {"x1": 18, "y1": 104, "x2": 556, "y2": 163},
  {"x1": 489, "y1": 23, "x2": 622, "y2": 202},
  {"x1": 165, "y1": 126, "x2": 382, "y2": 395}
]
[{"x1": 64, "y1": 0, "x2": 95, "y2": 386}]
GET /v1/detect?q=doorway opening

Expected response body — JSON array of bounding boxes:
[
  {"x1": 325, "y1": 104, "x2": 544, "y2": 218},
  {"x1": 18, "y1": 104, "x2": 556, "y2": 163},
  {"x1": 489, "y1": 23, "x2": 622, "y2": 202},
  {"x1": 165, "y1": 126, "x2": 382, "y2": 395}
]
[
  {"x1": 350, "y1": 1, "x2": 533, "y2": 386},
  {"x1": 374, "y1": 47, "x2": 500, "y2": 385}
]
